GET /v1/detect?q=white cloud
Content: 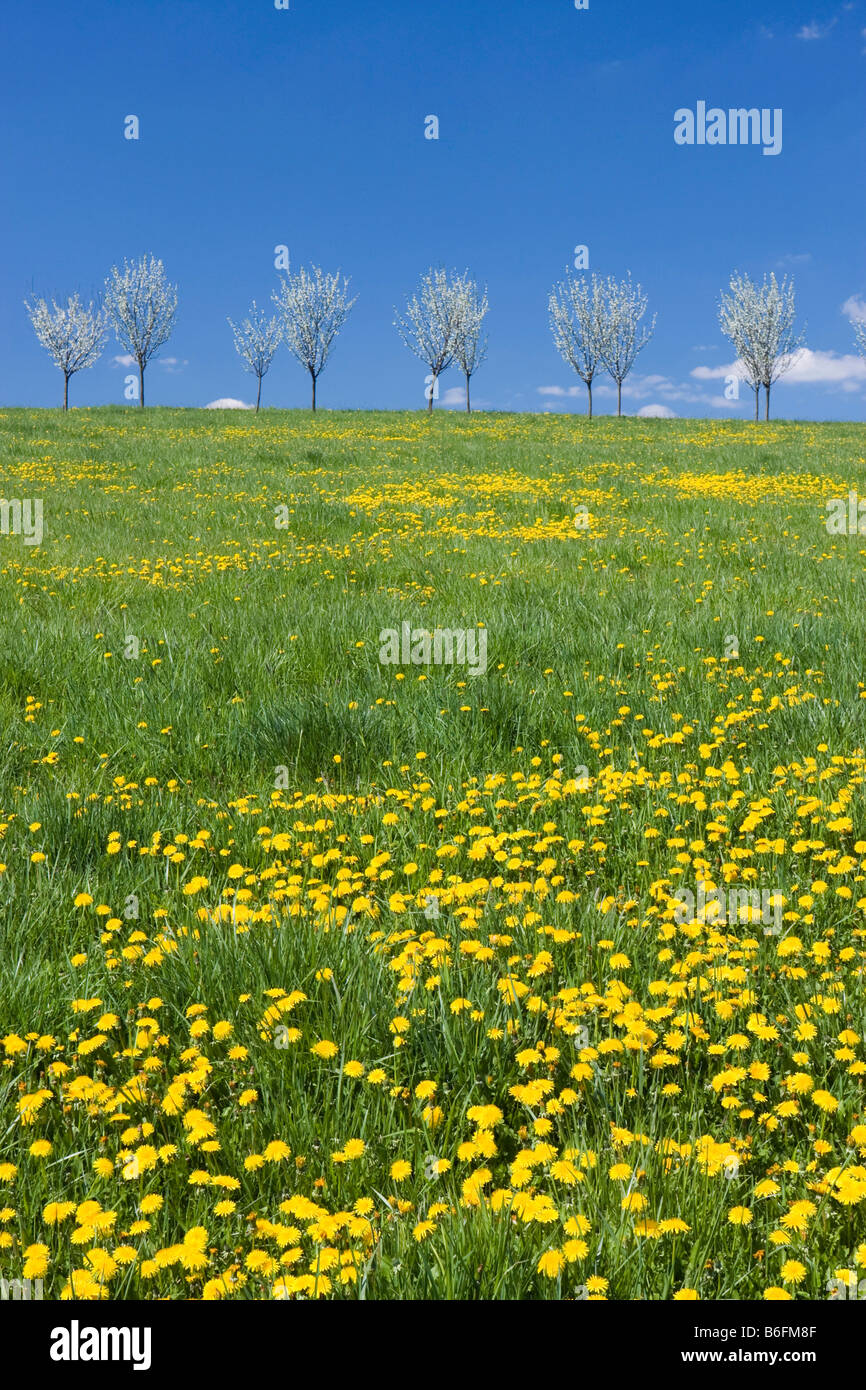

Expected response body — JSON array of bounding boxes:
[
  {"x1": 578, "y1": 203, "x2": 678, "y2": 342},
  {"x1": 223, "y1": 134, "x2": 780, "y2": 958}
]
[
  {"x1": 797, "y1": 20, "x2": 835, "y2": 39},
  {"x1": 692, "y1": 350, "x2": 866, "y2": 391},
  {"x1": 779, "y1": 349, "x2": 866, "y2": 388},
  {"x1": 114, "y1": 353, "x2": 188, "y2": 372},
  {"x1": 637, "y1": 404, "x2": 676, "y2": 418},
  {"x1": 541, "y1": 363, "x2": 839, "y2": 414},
  {"x1": 596, "y1": 373, "x2": 710, "y2": 404},
  {"x1": 441, "y1": 386, "x2": 492, "y2": 409},
  {"x1": 692, "y1": 359, "x2": 744, "y2": 381},
  {"x1": 842, "y1": 295, "x2": 866, "y2": 324},
  {"x1": 204, "y1": 398, "x2": 254, "y2": 410},
  {"x1": 628, "y1": 373, "x2": 685, "y2": 398}
]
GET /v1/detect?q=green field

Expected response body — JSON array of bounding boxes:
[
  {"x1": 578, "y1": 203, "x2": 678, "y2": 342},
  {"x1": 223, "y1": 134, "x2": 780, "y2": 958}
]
[{"x1": 0, "y1": 406, "x2": 865, "y2": 1301}]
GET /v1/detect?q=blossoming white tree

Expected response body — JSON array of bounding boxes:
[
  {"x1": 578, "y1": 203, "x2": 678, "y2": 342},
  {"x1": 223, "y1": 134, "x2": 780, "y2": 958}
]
[
  {"x1": 452, "y1": 275, "x2": 489, "y2": 413},
  {"x1": 227, "y1": 302, "x2": 282, "y2": 412},
  {"x1": 856, "y1": 319, "x2": 866, "y2": 360},
  {"x1": 272, "y1": 265, "x2": 356, "y2": 411},
  {"x1": 719, "y1": 273, "x2": 764, "y2": 421},
  {"x1": 719, "y1": 272, "x2": 804, "y2": 421},
  {"x1": 755, "y1": 274, "x2": 804, "y2": 421},
  {"x1": 548, "y1": 271, "x2": 605, "y2": 418},
  {"x1": 104, "y1": 255, "x2": 178, "y2": 408},
  {"x1": 597, "y1": 273, "x2": 656, "y2": 417},
  {"x1": 24, "y1": 293, "x2": 107, "y2": 409},
  {"x1": 395, "y1": 268, "x2": 466, "y2": 413}
]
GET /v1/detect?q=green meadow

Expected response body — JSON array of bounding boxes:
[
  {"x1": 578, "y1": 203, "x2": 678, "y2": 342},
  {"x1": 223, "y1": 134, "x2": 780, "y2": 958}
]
[{"x1": 0, "y1": 407, "x2": 864, "y2": 1301}]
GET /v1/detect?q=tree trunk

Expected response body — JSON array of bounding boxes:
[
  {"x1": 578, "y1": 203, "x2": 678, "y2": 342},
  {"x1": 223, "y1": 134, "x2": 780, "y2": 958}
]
[
  {"x1": 765, "y1": 384, "x2": 770, "y2": 421},
  {"x1": 63, "y1": 373, "x2": 69, "y2": 411},
  {"x1": 465, "y1": 373, "x2": 471, "y2": 413},
  {"x1": 139, "y1": 361, "x2": 145, "y2": 408},
  {"x1": 754, "y1": 387, "x2": 759, "y2": 422},
  {"x1": 428, "y1": 373, "x2": 436, "y2": 413},
  {"x1": 311, "y1": 373, "x2": 317, "y2": 412},
  {"x1": 256, "y1": 375, "x2": 262, "y2": 413},
  {"x1": 617, "y1": 380, "x2": 622, "y2": 417},
  {"x1": 587, "y1": 379, "x2": 593, "y2": 420}
]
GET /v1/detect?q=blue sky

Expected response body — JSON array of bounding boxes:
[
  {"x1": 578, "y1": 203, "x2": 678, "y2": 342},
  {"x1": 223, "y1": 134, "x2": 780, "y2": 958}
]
[{"x1": 2, "y1": 0, "x2": 865, "y2": 417}]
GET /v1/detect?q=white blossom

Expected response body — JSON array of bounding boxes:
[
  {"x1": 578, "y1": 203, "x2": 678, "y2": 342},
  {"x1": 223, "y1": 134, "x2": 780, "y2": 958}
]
[
  {"x1": 24, "y1": 293, "x2": 107, "y2": 409},
  {"x1": 394, "y1": 268, "x2": 466, "y2": 412},
  {"x1": 227, "y1": 302, "x2": 282, "y2": 412},
  {"x1": 719, "y1": 271, "x2": 804, "y2": 420},
  {"x1": 548, "y1": 271, "x2": 605, "y2": 417},
  {"x1": 452, "y1": 275, "x2": 489, "y2": 413},
  {"x1": 104, "y1": 255, "x2": 178, "y2": 407},
  {"x1": 719, "y1": 273, "x2": 764, "y2": 419},
  {"x1": 272, "y1": 265, "x2": 356, "y2": 411},
  {"x1": 597, "y1": 274, "x2": 656, "y2": 417}
]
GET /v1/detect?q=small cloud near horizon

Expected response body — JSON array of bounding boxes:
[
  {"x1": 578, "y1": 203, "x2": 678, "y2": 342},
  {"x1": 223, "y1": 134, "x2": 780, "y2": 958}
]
[{"x1": 693, "y1": 349, "x2": 866, "y2": 392}]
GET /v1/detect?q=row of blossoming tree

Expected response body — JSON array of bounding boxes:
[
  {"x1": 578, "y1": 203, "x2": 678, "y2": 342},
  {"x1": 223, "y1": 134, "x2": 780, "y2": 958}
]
[{"x1": 25, "y1": 255, "x2": 839, "y2": 419}]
